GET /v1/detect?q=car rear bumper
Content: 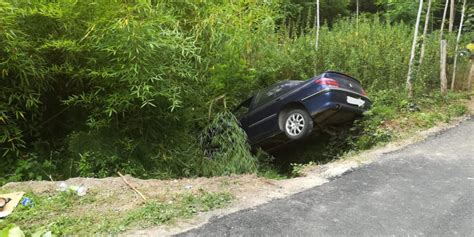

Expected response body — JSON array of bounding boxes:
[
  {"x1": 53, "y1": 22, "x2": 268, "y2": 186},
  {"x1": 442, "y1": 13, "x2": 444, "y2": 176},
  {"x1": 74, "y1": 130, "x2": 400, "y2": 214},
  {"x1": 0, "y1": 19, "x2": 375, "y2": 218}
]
[
  {"x1": 302, "y1": 89, "x2": 371, "y2": 124},
  {"x1": 309, "y1": 101, "x2": 368, "y2": 116}
]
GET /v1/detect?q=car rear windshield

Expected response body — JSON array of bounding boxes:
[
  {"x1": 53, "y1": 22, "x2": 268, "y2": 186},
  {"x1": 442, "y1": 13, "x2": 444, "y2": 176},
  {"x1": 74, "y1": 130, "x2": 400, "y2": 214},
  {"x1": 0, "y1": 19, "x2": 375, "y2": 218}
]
[{"x1": 252, "y1": 81, "x2": 302, "y2": 109}]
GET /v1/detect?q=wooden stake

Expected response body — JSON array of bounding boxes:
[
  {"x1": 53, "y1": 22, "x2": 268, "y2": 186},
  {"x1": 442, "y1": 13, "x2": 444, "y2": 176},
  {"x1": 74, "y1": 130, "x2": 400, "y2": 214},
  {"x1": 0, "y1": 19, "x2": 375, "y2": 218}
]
[
  {"x1": 440, "y1": 40, "x2": 448, "y2": 96},
  {"x1": 117, "y1": 172, "x2": 147, "y2": 201}
]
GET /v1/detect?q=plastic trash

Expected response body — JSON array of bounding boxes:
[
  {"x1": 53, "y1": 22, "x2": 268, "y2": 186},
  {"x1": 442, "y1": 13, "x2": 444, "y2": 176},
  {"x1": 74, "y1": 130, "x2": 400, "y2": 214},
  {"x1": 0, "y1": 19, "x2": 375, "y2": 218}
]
[
  {"x1": 58, "y1": 182, "x2": 87, "y2": 196},
  {"x1": 20, "y1": 197, "x2": 33, "y2": 207}
]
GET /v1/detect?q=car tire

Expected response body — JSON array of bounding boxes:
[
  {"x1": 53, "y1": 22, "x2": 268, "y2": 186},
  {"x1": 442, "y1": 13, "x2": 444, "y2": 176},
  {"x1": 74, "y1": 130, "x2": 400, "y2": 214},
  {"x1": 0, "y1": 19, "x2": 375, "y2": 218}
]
[{"x1": 282, "y1": 108, "x2": 313, "y2": 140}]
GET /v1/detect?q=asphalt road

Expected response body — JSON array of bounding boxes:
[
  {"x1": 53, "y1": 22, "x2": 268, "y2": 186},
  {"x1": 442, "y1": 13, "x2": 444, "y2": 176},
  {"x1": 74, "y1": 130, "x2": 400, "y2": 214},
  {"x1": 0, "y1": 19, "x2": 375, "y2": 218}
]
[{"x1": 178, "y1": 118, "x2": 474, "y2": 236}]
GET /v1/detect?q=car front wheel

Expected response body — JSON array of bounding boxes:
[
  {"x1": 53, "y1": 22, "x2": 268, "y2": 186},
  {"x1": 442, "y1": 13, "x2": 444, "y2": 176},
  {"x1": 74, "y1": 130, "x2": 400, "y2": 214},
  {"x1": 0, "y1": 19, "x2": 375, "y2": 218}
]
[{"x1": 283, "y1": 109, "x2": 313, "y2": 140}]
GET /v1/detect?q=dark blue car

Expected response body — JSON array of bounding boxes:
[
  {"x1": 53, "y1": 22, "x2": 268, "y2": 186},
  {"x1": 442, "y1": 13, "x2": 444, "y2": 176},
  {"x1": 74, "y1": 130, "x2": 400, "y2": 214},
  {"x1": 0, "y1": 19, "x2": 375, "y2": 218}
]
[{"x1": 234, "y1": 71, "x2": 371, "y2": 147}]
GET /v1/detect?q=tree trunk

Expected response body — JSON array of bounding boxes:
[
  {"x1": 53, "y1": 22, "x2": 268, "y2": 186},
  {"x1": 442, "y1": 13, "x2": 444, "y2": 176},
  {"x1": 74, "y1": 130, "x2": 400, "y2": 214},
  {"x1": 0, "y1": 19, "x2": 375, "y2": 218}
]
[
  {"x1": 419, "y1": 0, "x2": 432, "y2": 65},
  {"x1": 356, "y1": 0, "x2": 359, "y2": 27},
  {"x1": 439, "y1": 0, "x2": 449, "y2": 41},
  {"x1": 314, "y1": 0, "x2": 320, "y2": 50},
  {"x1": 468, "y1": 60, "x2": 474, "y2": 91},
  {"x1": 406, "y1": 0, "x2": 424, "y2": 99},
  {"x1": 451, "y1": 0, "x2": 467, "y2": 90},
  {"x1": 440, "y1": 40, "x2": 448, "y2": 95},
  {"x1": 449, "y1": 0, "x2": 455, "y2": 32}
]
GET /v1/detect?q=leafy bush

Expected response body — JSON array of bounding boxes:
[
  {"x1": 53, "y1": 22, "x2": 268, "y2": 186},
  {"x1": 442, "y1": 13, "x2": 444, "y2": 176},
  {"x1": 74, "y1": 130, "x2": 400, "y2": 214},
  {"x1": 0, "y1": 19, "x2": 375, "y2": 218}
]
[
  {"x1": 0, "y1": 153, "x2": 57, "y2": 184},
  {"x1": 199, "y1": 112, "x2": 258, "y2": 176}
]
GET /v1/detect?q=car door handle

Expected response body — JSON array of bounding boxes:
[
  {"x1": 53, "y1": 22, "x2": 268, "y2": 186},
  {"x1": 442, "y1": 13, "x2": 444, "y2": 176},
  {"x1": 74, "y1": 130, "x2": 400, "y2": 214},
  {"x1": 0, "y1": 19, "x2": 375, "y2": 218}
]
[{"x1": 275, "y1": 98, "x2": 281, "y2": 102}]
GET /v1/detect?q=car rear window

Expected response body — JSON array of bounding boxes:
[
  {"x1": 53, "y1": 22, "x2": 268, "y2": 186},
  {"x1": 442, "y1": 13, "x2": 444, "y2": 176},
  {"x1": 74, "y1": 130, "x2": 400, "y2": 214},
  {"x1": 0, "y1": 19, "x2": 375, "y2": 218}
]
[{"x1": 252, "y1": 81, "x2": 302, "y2": 109}]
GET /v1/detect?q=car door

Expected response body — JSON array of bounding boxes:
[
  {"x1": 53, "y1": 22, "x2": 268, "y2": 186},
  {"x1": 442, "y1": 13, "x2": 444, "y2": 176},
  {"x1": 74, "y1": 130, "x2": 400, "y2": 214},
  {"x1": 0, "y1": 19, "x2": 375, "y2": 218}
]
[{"x1": 245, "y1": 84, "x2": 286, "y2": 142}]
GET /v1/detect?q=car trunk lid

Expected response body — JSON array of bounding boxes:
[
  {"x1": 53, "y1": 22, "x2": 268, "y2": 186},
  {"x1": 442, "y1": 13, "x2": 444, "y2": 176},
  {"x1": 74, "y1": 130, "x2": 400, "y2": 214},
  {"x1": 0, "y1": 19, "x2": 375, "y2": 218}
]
[{"x1": 323, "y1": 71, "x2": 366, "y2": 96}]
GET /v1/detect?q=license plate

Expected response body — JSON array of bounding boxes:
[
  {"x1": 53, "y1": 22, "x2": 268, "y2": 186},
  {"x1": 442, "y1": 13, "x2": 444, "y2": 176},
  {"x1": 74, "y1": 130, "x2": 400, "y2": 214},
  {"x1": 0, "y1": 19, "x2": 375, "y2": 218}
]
[{"x1": 346, "y1": 96, "x2": 365, "y2": 107}]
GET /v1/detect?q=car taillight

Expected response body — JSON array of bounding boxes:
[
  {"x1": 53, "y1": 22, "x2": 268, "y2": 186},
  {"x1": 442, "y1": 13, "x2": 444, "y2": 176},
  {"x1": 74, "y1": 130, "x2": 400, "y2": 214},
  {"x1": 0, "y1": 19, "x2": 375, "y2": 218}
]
[
  {"x1": 361, "y1": 89, "x2": 367, "y2": 96},
  {"x1": 315, "y1": 77, "x2": 340, "y2": 87}
]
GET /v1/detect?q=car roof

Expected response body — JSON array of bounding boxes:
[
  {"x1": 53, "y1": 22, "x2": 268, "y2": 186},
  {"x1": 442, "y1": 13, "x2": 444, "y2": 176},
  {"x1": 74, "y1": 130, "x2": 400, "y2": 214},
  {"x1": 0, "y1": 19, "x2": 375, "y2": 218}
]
[{"x1": 265, "y1": 80, "x2": 303, "y2": 89}]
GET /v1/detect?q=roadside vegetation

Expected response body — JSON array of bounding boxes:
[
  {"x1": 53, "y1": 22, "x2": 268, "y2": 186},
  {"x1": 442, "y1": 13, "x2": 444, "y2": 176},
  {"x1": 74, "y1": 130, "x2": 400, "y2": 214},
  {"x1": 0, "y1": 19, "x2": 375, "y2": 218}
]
[
  {"x1": 1, "y1": 1, "x2": 473, "y2": 234},
  {"x1": 1, "y1": 0, "x2": 473, "y2": 186},
  {"x1": 0, "y1": 189, "x2": 232, "y2": 235}
]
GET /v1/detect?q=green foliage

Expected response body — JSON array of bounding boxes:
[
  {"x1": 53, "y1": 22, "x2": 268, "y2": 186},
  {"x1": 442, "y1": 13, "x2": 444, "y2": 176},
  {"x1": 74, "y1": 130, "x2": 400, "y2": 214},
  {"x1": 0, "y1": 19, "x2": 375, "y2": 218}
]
[
  {"x1": 0, "y1": 153, "x2": 57, "y2": 185},
  {"x1": 124, "y1": 191, "x2": 233, "y2": 228},
  {"x1": 199, "y1": 111, "x2": 259, "y2": 176},
  {"x1": 447, "y1": 104, "x2": 468, "y2": 117},
  {"x1": 0, "y1": 191, "x2": 96, "y2": 235},
  {"x1": 347, "y1": 111, "x2": 393, "y2": 151},
  {"x1": 464, "y1": 6, "x2": 474, "y2": 33},
  {"x1": 68, "y1": 131, "x2": 147, "y2": 178},
  {"x1": 0, "y1": 190, "x2": 232, "y2": 235},
  {"x1": 0, "y1": 1, "x2": 471, "y2": 183},
  {"x1": 290, "y1": 161, "x2": 316, "y2": 177},
  {"x1": 0, "y1": 224, "x2": 24, "y2": 237}
]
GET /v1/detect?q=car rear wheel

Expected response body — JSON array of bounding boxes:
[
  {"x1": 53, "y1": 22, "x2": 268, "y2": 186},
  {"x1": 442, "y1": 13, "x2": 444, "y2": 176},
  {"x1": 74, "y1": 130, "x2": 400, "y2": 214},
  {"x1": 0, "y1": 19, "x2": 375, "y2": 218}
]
[{"x1": 283, "y1": 109, "x2": 313, "y2": 140}]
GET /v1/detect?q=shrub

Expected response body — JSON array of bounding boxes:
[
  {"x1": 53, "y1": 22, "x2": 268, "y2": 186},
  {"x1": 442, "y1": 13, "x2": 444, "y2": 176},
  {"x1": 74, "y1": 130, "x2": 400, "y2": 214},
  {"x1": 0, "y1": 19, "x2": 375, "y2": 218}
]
[{"x1": 199, "y1": 112, "x2": 258, "y2": 176}]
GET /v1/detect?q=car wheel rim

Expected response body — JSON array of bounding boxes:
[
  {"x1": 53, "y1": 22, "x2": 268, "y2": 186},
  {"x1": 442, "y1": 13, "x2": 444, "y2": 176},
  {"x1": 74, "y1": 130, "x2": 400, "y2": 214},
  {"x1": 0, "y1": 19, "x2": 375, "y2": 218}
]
[{"x1": 285, "y1": 113, "x2": 305, "y2": 136}]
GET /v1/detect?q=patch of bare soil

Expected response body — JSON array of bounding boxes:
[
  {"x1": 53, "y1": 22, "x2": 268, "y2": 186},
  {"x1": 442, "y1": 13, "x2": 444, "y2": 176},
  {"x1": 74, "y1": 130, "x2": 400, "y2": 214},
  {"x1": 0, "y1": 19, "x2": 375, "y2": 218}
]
[
  {"x1": 2, "y1": 98, "x2": 473, "y2": 236},
  {"x1": 2, "y1": 175, "x2": 278, "y2": 214}
]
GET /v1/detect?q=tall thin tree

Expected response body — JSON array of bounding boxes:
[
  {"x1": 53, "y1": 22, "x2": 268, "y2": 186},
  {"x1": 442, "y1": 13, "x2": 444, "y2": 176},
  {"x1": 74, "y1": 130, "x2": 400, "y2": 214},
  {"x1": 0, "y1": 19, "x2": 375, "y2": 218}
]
[
  {"x1": 439, "y1": 0, "x2": 449, "y2": 41},
  {"x1": 356, "y1": 0, "x2": 359, "y2": 27},
  {"x1": 406, "y1": 0, "x2": 424, "y2": 99},
  {"x1": 419, "y1": 0, "x2": 432, "y2": 65},
  {"x1": 451, "y1": 0, "x2": 467, "y2": 90},
  {"x1": 314, "y1": 0, "x2": 320, "y2": 50},
  {"x1": 449, "y1": 0, "x2": 455, "y2": 32}
]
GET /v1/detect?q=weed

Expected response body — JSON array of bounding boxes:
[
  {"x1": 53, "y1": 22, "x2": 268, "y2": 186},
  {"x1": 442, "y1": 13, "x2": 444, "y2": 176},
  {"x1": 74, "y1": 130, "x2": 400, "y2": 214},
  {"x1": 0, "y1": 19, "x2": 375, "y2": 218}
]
[
  {"x1": 291, "y1": 162, "x2": 316, "y2": 177},
  {"x1": 447, "y1": 104, "x2": 468, "y2": 117},
  {"x1": 124, "y1": 190, "x2": 233, "y2": 229}
]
